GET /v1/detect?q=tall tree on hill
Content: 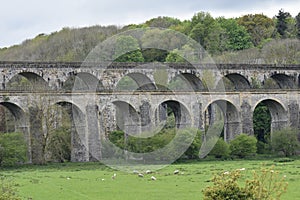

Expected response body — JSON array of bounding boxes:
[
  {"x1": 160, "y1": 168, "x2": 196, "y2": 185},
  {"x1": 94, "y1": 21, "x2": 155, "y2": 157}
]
[
  {"x1": 238, "y1": 14, "x2": 275, "y2": 46},
  {"x1": 276, "y1": 9, "x2": 291, "y2": 38},
  {"x1": 189, "y1": 12, "x2": 223, "y2": 54},
  {"x1": 296, "y1": 12, "x2": 300, "y2": 39}
]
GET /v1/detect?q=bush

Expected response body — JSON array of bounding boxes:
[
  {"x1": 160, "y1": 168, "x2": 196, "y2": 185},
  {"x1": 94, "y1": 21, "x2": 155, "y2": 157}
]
[
  {"x1": 46, "y1": 127, "x2": 71, "y2": 162},
  {"x1": 0, "y1": 132, "x2": 27, "y2": 166},
  {"x1": 208, "y1": 138, "x2": 230, "y2": 159},
  {"x1": 0, "y1": 176, "x2": 21, "y2": 200},
  {"x1": 229, "y1": 134, "x2": 257, "y2": 158},
  {"x1": 203, "y1": 166, "x2": 288, "y2": 200},
  {"x1": 271, "y1": 128, "x2": 300, "y2": 157}
]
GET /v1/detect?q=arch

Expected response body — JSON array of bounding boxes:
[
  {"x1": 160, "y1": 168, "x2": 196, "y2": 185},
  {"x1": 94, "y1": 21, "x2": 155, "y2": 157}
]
[
  {"x1": 116, "y1": 73, "x2": 156, "y2": 91},
  {"x1": 223, "y1": 73, "x2": 251, "y2": 90},
  {"x1": 53, "y1": 101, "x2": 87, "y2": 162},
  {"x1": 168, "y1": 73, "x2": 207, "y2": 91},
  {"x1": 6, "y1": 72, "x2": 49, "y2": 90},
  {"x1": 270, "y1": 74, "x2": 296, "y2": 89},
  {"x1": 204, "y1": 100, "x2": 241, "y2": 141},
  {"x1": 63, "y1": 72, "x2": 104, "y2": 91},
  {"x1": 0, "y1": 102, "x2": 26, "y2": 124},
  {"x1": 253, "y1": 99, "x2": 288, "y2": 133},
  {"x1": 100, "y1": 101, "x2": 140, "y2": 135},
  {"x1": 155, "y1": 100, "x2": 192, "y2": 129}
]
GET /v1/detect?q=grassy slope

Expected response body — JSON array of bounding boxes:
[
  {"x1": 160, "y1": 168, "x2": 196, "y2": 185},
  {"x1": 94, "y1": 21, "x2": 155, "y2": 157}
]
[{"x1": 1, "y1": 159, "x2": 299, "y2": 200}]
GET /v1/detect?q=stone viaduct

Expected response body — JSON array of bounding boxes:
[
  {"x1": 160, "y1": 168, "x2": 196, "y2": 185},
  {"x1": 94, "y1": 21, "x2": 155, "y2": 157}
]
[{"x1": 0, "y1": 61, "x2": 299, "y2": 162}]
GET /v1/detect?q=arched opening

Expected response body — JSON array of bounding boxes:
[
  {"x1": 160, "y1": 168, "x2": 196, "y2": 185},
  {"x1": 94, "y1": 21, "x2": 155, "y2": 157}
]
[
  {"x1": 62, "y1": 72, "x2": 104, "y2": 91},
  {"x1": 253, "y1": 102, "x2": 271, "y2": 154},
  {"x1": 204, "y1": 100, "x2": 241, "y2": 142},
  {"x1": 6, "y1": 72, "x2": 49, "y2": 91},
  {"x1": 168, "y1": 73, "x2": 207, "y2": 91},
  {"x1": 216, "y1": 73, "x2": 251, "y2": 91},
  {"x1": 265, "y1": 74, "x2": 296, "y2": 89},
  {"x1": 155, "y1": 100, "x2": 192, "y2": 129},
  {"x1": 0, "y1": 102, "x2": 29, "y2": 164},
  {"x1": 46, "y1": 101, "x2": 87, "y2": 162},
  {"x1": 116, "y1": 73, "x2": 156, "y2": 91},
  {"x1": 254, "y1": 99, "x2": 287, "y2": 137}
]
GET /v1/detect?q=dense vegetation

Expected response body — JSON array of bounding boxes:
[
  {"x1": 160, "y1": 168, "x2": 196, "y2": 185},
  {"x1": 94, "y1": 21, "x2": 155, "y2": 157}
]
[{"x1": 1, "y1": 9, "x2": 300, "y2": 64}]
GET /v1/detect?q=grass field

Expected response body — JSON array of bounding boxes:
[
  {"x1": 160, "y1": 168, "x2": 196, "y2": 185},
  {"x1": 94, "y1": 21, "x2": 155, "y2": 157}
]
[{"x1": 1, "y1": 158, "x2": 300, "y2": 200}]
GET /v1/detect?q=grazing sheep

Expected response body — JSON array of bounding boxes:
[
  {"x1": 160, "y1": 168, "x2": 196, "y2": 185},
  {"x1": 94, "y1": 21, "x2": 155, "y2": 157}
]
[
  {"x1": 146, "y1": 170, "x2": 152, "y2": 174},
  {"x1": 133, "y1": 170, "x2": 139, "y2": 174},
  {"x1": 112, "y1": 173, "x2": 117, "y2": 179},
  {"x1": 151, "y1": 176, "x2": 156, "y2": 181},
  {"x1": 174, "y1": 170, "x2": 179, "y2": 174},
  {"x1": 138, "y1": 173, "x2": 144, "y2": 177}
]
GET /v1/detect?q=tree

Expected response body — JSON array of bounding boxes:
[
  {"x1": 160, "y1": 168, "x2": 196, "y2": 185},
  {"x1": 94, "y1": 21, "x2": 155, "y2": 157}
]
[
  {"x1": 229, "y1": 134, "x2": 257, "y2": 158},
  {"x1": 145, "y1": 16, "x2": 181, "y2": 28},
  {"x1": 253, "y1": 103, "x2": 271, "y2": 143},
  {"x1": 296, "y1": 12, "x2": 300, "y2": 39},
  {"x1": 272, "y1": 127, "x2": 300, "y2": 156},
  {"x1": 113, "y1": 35, "x2": 144, "y2": 62},
  {"x1": 276, "y1": 9, "x2": 291, "y2": 38},
  {"x1": 189, "y1": 12, "x2": 223, "y2": 54},
  {"x1": 238, "y1": 14, "x2": 275, "y2": 46},
  {"x1": 217, "y1": 18, "x2": 253, "y2": 51}
]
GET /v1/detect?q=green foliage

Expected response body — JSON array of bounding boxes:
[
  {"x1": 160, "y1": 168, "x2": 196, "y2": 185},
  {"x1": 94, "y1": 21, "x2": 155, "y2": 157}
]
[
  {"x1": 203, "y1": 166, "x2": 288, "y2": 200},
  {"x1": 276, "y1": 9, "x2": 291, "y2": 38},
  {"x1": 238, "y1": 14, "x2": 275, "y2": 46},
  {"x1": 208, "y1": 138, "x2": 230, "y2": 159},
  {"x1": 296, "y1": 12, "x2": 300, "y2": 39},
  {"x1": 253, "y1": 102, "x2": 271, "y2": 143},
  {"x1": 113, "y1": 35, "x2": 144, "y2": 62},
  {"x1": 0, "y1": 132, "x2": 27, "y2": 166},
  {"x1": 271, "y1": 127, "x2": 300, "y2": 157},
  {"x1": 145, "y1": 16, "x2": 181, "y2": 28},
  {"x1": 218, "y1": 18, "x2": 253, "y2": 51},
  {"x1": 189, "y1": 12, "x2": 223, "y2": 54},
  {"x1": 229, "y1": 134, "x2": 257, "y2": 158},
  {"x1": 0, "y1": 177, "x2": 21, "y2": 200},
  {"x1": 46, "y1": 127, "x2": 71, "y2": 162}
]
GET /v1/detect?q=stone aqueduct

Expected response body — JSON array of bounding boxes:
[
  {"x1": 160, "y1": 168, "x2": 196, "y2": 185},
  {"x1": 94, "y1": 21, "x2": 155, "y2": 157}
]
[{"x1": 0, "y1": 61, "x2": 300, "y2": 162}]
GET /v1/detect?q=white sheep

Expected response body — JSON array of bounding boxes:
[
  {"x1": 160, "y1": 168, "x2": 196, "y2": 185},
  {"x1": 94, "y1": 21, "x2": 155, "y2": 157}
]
[
  {"x1": 138, "y1": 173, "x2": 144, "y2": 177},
  {"x1": 174, "y1": 170, "x2": 179, "y2": 174},
  {"x1": 112, "y1": 173, "x2": 117, "y2": 179},
  {"x1": 146, "y1": 170, "x2": 152, "y2": 174},
  {"x1": 151, "y1": 176, "x2": 156, "y2": 181}
]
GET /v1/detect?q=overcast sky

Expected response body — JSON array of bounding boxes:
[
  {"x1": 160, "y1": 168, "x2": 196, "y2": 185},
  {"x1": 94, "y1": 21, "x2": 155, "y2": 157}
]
[{"x1": 1, "y1": 0, "x2": 300, "y2": 48}]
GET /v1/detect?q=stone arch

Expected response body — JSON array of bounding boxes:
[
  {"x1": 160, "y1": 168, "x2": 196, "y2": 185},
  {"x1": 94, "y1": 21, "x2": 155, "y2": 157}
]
[
  {"x1": 53, "y1": 101, "x2": 88, "y2": 162},
  {"x1": 6, "y1": 72, "x2": 49, "y2": 90},
  {"x1": 204, "y1": 100, "x2": 241, "y2": 141},
  {"x1": 168, "y1": 73, "x2": 207, "y2": 91},
  {"x1": 269, "y1": 74, "x2": 296, "y2": 89},
  {"x1": 253, "y1": 99, "x2": 288, "y2": 134},
  {"x1": 0, "y1": 102, "x2": 31, "y2": 161},
  {"x1": 62, "y1": 72, "x2": 104, "y2": 91},
  {"x1": 0, "y1": 102, "x2": 27, "y2": 131},
  {"x1": 222, "y1": 73, "x2": 251, "y2": 90},
  {"x1": 116, "y1": 73, "x2": 156, "y2": 91},
  {"x1": 101, "y1": 100, "x2": 140, "y2": 136},
  {"x1": 155, "y1": 100, "x2": 192, "y2": 129}
]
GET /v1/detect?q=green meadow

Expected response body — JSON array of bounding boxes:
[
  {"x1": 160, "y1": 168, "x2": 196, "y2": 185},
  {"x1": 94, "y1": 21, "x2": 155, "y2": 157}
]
[{"x1": 1, "y1": 159, "x2": 300, "y2": 200}]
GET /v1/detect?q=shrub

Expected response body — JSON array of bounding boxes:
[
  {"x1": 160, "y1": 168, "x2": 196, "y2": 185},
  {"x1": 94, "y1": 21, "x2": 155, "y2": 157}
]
[
  {"x1": 203, "y1": 166, "x2": 288, "y2": 200},
  {"x1": 271, "y1": 127, "x2": 300, "y2": 157},
  {"x1": 229, "y1": 134, "x2": 257, "y2": 158},
  {"x1": 208, "y1": 138, "x2": 230, "y2": 159},
  {"x1": 0, "y1": 132, "x2": 27, "y2": 166},
  {"x1": 0, "y1": 176, "x2": 21, "y2": 200}
]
